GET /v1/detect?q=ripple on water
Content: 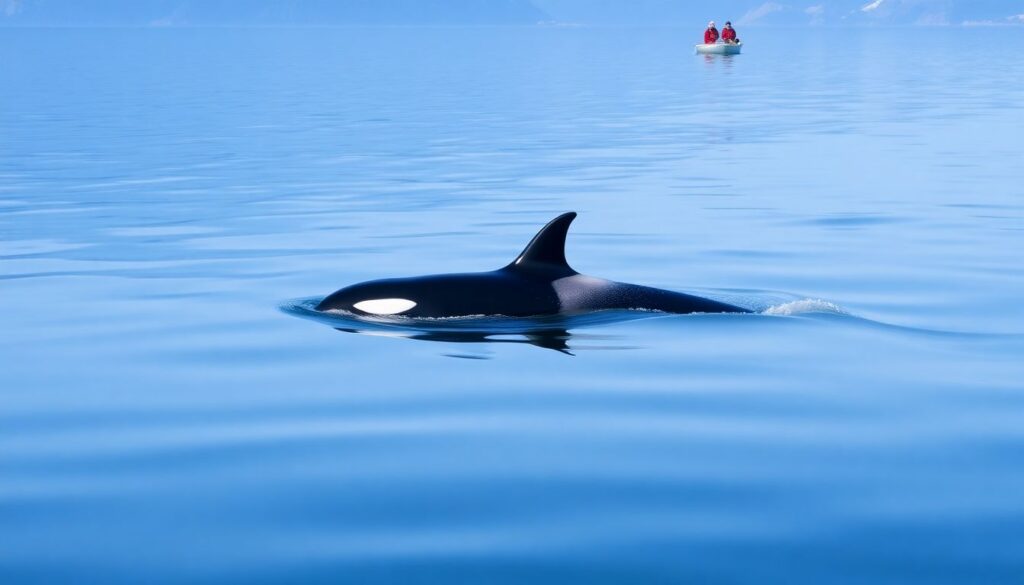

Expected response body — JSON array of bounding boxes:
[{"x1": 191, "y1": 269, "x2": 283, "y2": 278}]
[{"x1": 797, "y1": 214, "x2": 911, "y2": 228}]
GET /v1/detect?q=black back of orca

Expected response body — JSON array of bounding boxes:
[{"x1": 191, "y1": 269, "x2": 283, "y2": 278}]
[{"x1": 316, "y1": 212, "x2": 750, "y2": 318}]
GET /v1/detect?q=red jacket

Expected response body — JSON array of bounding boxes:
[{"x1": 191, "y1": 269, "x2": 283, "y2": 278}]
[
  {"x1": 721, "y1": 27, "x2": 737, "y2": 41},
  {"x1": 704, "y1": 28, "x2": 719, "y2": 44}
]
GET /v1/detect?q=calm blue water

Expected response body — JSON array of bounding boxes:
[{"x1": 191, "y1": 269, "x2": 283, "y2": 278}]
[{"x1": 2, "y1": 26, "x2": 1024, "y2": 583}]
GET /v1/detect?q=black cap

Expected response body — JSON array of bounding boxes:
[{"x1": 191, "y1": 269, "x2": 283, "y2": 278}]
[{"x1": 725, "y1": 21, "x2": 732, "y2": 25}]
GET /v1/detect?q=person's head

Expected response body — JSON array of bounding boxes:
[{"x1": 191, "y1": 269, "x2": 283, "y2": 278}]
[
  {"x1": 725, "y1": 21, "x2": 733, "y2": 28},
  {"x1": 708, "y1": 21, "x2": 716, "y2": 29}
]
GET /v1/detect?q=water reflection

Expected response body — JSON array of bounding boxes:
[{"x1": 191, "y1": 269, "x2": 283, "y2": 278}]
[
  {"x1": 335, "y1": 326, "x2": 575, "y2": 355},
  {"x1": 701, "y1": 54, "x2": 737, "y2": 69}
]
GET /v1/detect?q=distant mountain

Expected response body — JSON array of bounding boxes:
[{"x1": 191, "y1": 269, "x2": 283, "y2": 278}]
[
  {"x1": 816, "y1": 0, "x2": 1024, "y2": 26},
  {"x1": 0, "y1": 0, "x2": 548, "y2": 26},
  {"x1": 2, "y1": 0, "x2": 1021, "y2": 27},
  {"x1": 533, "y1": 0, "x2": 1024, "y2": 27}
]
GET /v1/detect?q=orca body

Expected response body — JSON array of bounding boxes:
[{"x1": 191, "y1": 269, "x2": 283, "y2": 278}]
[{"x1": 316, "y1": 212, "x2": 750, "y2": 318}]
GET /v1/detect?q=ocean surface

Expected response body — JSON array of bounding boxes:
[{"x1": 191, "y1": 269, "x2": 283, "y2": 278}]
[{"x1": 2, "y1": 25, "x2": 1023, "y2": 583}]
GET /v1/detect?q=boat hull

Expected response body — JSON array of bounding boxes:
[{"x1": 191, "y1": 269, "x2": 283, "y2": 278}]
[{"x1": 695, "y1": 43, "x2": 742, "y2": 55}]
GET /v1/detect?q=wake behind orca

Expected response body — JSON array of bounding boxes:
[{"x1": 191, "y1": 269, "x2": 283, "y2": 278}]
[{"x1": 316, "y1": 212, "x2": 750, "y2": 319}]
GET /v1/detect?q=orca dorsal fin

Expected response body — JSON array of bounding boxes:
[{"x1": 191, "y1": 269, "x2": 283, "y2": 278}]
[{"x1": 506, "y1": 212, "x2": 577, "y2": 272}]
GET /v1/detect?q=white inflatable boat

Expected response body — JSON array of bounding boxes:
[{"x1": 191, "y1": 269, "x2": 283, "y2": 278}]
[{"x1": 695, "y1": 42, "x2": 742, "y2": 55}]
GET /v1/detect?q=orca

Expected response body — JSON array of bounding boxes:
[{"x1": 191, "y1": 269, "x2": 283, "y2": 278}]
[{"x1": 316, "y1": 212, "x2": 750, "y2": 318}]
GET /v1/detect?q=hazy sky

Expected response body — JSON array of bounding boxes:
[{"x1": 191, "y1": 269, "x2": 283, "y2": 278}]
[{"x1": 1, "y1": 0, "x2": 1021, "y2": 26}]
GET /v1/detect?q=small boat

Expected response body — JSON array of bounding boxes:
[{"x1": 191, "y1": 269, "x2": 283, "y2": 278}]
[{"x1": 695, "y1": 42, "x2": 742, "y2": 55}]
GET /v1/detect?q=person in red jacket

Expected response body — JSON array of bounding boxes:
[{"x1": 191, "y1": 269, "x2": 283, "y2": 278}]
[
  {"x1": 704, "y1": 21, "x2": 719, "y2": 44},
  {"x1": 721, "y1": 21, "x2": 739, "y2": 44}
]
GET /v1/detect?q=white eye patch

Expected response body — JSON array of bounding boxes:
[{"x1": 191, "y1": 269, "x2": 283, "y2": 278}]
[{"x1": 352, "y1": 298, "x2": 417, "y2": 315}]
